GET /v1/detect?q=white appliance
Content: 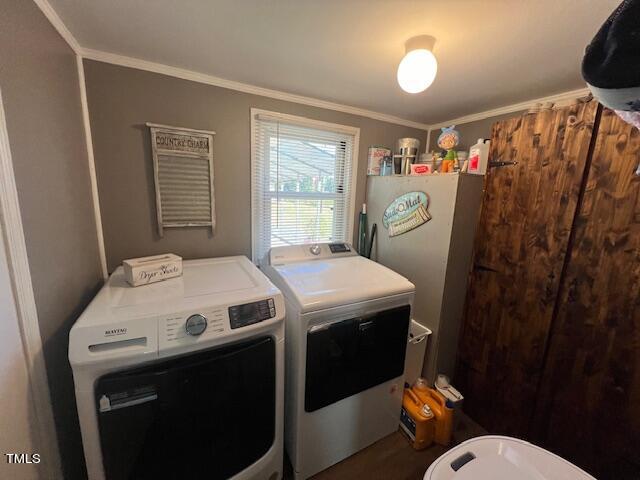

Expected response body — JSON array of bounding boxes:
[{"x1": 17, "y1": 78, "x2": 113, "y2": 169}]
[
  {"x1": 367, "y1": 174, "x2": 484, "y2": 381},
  {"x1": 424, "y1": 436, "x2": 596, "y2": 479},
  {"x1": 263, "y1": 243, "x2": 415, "y2": 479},
  {"x1": 69, "y1": 257, "x2": 285, "y2": 480}
]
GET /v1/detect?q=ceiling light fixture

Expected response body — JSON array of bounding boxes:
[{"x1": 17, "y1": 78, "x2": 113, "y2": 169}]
[{"x1": 397, "y1": 35, "x2": 438, "y2": 94}]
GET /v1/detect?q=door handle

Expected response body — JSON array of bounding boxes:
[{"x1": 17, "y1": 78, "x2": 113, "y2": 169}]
[
  {"x1": 473, "y1": 264, "x2": 499, "y2": 273},
  {"x1": 98, "y1": 392, "x2": 158, "y2": 412},
  {"x1": 358, "y1": 320, "x2": 374, "y2": 332},
  {"x1": 308, "y1": 317, "x2": 355, "y2": 333},
  {"x1": 489, "y1": 160, "x2": 518, "y2": 168}
]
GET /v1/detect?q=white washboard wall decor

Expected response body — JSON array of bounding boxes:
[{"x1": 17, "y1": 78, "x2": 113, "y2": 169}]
[{"x1": 147, "y1": 123, "x2": 216, "y2": 236}]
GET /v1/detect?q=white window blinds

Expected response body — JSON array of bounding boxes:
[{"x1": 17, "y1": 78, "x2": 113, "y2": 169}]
[{"x1": 251, "y1": 111, "x2": 358, "y2": 263}]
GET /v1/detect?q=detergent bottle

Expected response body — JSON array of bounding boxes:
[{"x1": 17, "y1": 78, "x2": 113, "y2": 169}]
[
  {"x1": 400, "y1": 387, "x2": 436, "y2": 450},
  {"x1": 412, "y1": 378, "x2": 454, "y2": 446},
  {"x1": 468, "y1": 138, "x2": 490, "y2": 175}
]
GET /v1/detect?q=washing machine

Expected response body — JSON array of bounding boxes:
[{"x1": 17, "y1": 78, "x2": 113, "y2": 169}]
[
  {"x1": 69, "y1": 256, "x2": 285, "y2": 480},
  {"x1": 263, "y1": 242, "x2": 415, "y2": 479}
]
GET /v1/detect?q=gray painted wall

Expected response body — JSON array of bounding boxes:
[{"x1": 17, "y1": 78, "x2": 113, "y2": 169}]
[
  {"x1": 0, "y1": 1, "x2": 103, "y2": 478},
  {"x1": 428, "y1": 111, "x2": 526, "y2": 153},
  {"x1": 83, "y1": 60, "x2": 428, "y2": 272}
]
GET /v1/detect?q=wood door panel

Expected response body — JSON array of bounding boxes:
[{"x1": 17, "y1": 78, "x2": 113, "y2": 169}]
[
  {"x1": 456, "y1": 100, "x2": 599, "y2": 436},
  {"x1": 471, "y1": 116, "x2": 524, "y2": 274},
  {"x1": 533, "y1": 108, "x2": 640, "y2": 479}
]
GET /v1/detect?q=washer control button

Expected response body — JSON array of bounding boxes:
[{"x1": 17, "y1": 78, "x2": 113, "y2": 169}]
[
  {"x1": 185, "y1": 314, "x2": 207, "y2": 336},
  {"x1": 309, "y1": 244, "x2": 321, "y2": 256}
]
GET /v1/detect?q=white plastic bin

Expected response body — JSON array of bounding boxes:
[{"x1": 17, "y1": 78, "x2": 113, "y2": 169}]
[{"x1": 404, "y1": 320, "x2": 432, "y2": 387}]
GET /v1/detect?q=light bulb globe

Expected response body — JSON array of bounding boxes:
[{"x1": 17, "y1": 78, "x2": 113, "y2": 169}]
[{"x1": 397, "y1": 49, "x2": 438, "y2": 94}]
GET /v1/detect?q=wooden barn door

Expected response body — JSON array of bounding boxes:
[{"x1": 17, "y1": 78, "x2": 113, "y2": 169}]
[
  {"x1": 456, "y1": 100, "x2": 600, "y2": 436},
  {"x1": 532, "y1": 108, "x2": 640, "y2": 479}
]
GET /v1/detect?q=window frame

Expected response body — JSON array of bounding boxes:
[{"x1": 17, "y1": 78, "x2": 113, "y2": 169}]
[{"x1": 250, "y1": 108, "x2": 360, "y2": 264}]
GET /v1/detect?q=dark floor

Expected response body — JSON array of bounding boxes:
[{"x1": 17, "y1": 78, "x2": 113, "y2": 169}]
[{"x1": 284, "y1": 413, "x2": 486, "y2": 479}]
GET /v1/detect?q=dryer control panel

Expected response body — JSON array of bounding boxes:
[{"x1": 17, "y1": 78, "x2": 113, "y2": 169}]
[
  {"x1": 162, "y1": 307, "x2": 226, "y2": 344},
  {"x1": 269, "y1": 242, "x2": 356, "y2": 265},
  {"x1": 229, "y1": 298, "x2": 276, "y2": 329},
  {"x1": 158, "y1": 296, "x2": 281, "y2": 356}
]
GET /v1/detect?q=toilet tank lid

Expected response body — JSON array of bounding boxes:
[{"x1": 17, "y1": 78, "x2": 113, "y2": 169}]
[{"x1": 424, "y1": 435, "x2": 595, "y2": 480}]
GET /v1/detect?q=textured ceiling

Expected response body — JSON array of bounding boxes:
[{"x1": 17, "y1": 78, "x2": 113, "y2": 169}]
[{"x1": 48, "y1": 0, "x2": 619, "y2": 124}]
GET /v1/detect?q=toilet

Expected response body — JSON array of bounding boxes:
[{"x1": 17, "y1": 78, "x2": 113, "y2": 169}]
[{"x1": 424, "y1": 435, "x2": 595, "y2": 480}]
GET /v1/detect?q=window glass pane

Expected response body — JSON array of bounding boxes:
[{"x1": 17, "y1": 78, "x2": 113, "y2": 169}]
[
  {"x1": 270, "y1": 198, "x2": 336, "y2": 247},
  {"x1": 252, "y1": 113, "x2": 355, "y2": 263},
  {"x1": 268, "y1": 136, "x2": 344, "y2": 194}
]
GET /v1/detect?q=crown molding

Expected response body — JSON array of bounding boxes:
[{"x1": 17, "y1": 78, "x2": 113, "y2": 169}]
[
  {"x1": 32, "y1": 0, "x2": 81, "y2": 53},
  {"x1": 81, "y1": 49, "x2": 432, "y2": 131},
  {"x1": 33, "y1": 0, "x2": 592, "y2": 134},
  {"x1": 33, "y1": 0, "x2": 430, "y2": 130},
  {"x1": 429, "y1": 87, "x2": 591, "y2": 130},
  {"x1": 82, "y1": 47, "x2": 591, "y2": 133}
]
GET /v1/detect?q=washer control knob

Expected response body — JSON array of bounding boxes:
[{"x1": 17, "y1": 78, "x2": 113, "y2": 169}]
[
  {"x1": 185, "y1": 314, "x2": 207, "y2": 336},
  {"x1": 309, "y1": 244, "x2": 321, "y2": 256}
]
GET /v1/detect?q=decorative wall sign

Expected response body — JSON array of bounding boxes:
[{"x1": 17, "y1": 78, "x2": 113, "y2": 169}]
[
  {"x1": 382, "y1": 191, "x2": 431, "y2": 237},
  {"x1": 147, "y1": 123, "x2": 216, "y2": 237}
]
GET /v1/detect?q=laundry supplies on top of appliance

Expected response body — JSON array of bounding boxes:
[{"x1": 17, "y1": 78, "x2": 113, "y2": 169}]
[
  {"x1": 410, "y1": 163, "x2": 432, "y2": 175},
  {"x1": 395, "y1": 137, "x2": 421, "y2": 175},
  {"x1": 397, "y1": 137, "x2": 421, "y2": 157},
  {"x1": 367, "y1": 146, "x2": 392, "y2": 175},
  {"x1": 468, "y1": 138, "x2": 490, "y2": 175},
  {"x1": 122, "y1": 253, "x2": 182, "y2": 286},
  {"x1": 380, "y1": 155, "x2": 394, "y2": 176}
]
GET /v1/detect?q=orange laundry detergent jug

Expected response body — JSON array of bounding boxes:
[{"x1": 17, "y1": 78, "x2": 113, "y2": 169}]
[
  {"x1": 400, "y1": 387, "x2": 435, "y2": 450},
  {"x1": 412, "y1": 378, "x2": 454, "y2": 446}
]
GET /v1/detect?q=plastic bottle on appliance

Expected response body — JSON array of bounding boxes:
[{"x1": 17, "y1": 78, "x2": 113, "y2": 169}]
[{"x1": 468, "y1": 138, "x2": 490, "y2": 175}]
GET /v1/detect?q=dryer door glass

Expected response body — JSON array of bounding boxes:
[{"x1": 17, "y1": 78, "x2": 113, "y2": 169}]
[
  {"x1": 95, "y1": 336, "x2": 275, "y2": 480},
  {"x1": 305, "y1": 304, "x2": 410, "y2": 412}
]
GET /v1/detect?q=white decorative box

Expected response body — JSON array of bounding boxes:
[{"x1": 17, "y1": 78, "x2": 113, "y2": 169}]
[{"x1": 123, "y1": 253, "x2": 183, "y2": 287}]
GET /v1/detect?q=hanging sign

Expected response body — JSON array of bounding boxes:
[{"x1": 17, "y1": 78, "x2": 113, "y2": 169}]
[
  {"x1": 382, "y1": 191, "x2": 431, "y2": 237},
  {"x1": 146, "y1": 123, "x2": 216, "y2": 237}
]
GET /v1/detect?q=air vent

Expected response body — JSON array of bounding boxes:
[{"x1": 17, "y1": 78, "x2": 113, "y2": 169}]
[{"x1": 147, "y1": 123, "x2": 216, "y2": 236}]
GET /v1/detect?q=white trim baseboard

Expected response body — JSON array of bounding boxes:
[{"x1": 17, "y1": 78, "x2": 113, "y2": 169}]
[
  {"x1": 81, "y1": 48, "x2": 432, "y2": 131},
  {"x1": 429, "y1": 87, "x2": 591, "y2": 130},
  {"x1": 77, "y1": 55, "x2": 108, "y2": 279},
  {"x1": 0, "y1": 88, "x2": 63, "y2": 479}
]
